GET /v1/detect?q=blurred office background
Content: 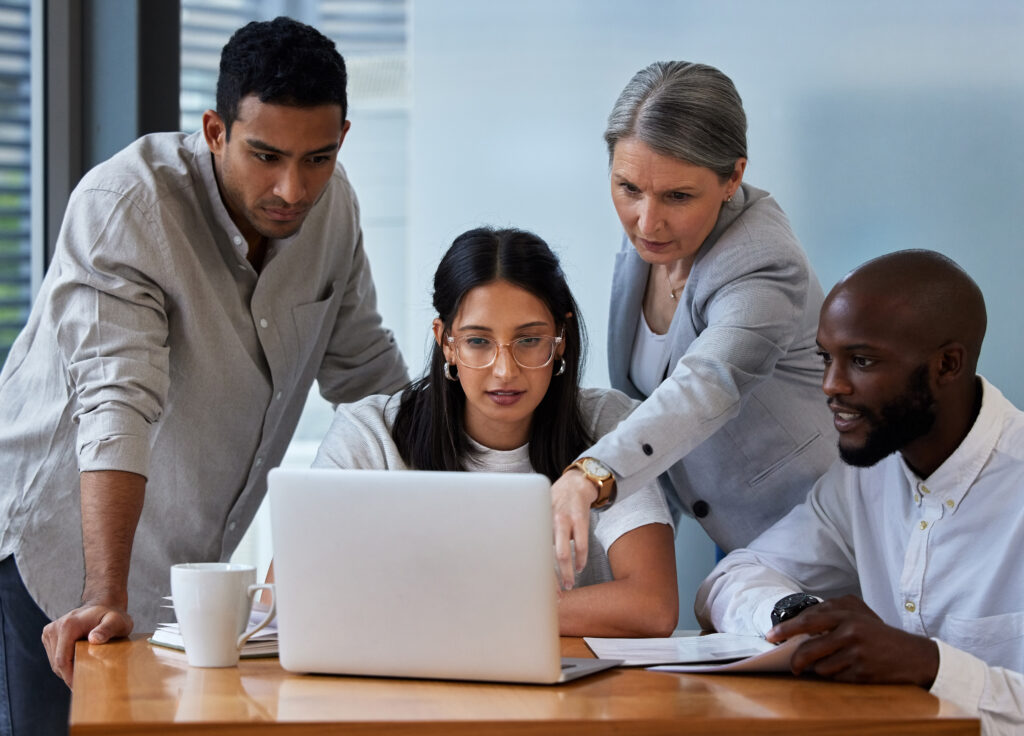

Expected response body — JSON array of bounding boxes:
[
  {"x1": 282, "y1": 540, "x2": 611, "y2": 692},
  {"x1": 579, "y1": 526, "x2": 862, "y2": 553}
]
[{"x1": 3, "y1": 0, "x2": 1022, "y2": 628}]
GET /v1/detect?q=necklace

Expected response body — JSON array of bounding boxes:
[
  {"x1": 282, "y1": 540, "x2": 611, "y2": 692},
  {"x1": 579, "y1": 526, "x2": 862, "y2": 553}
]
[{"x1": 665, "y1": 267, "x2": 686, "y2": 300}]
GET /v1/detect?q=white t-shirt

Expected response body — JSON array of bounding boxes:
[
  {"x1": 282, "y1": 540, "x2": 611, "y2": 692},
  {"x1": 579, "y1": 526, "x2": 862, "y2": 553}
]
[
  {"x1": 313, "y1": 387, "x2": 673, "y2": 588},
  {"x1": 628, "y1": 309, "x2": 671, "y2": 398}
]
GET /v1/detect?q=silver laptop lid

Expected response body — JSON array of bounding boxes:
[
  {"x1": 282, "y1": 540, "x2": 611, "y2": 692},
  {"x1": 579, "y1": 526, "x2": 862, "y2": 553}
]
[{"x1": 268, "y1": 468, "x2": 565, "y2": 683}]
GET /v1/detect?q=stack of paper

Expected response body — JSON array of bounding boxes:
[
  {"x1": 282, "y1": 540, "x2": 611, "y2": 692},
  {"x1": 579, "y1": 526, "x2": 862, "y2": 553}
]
[
  {"x1": 148, "y1": 605, "x2": 279, "y2": 658},
  {"x1": 583, "y1": 632, "x2": 806, "y2": 673}
]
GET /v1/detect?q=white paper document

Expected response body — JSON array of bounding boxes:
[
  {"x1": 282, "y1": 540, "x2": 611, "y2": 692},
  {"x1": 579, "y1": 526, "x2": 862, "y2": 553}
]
[{"x1": 584, "y1": 632, "x2": 808, "y2": 673}]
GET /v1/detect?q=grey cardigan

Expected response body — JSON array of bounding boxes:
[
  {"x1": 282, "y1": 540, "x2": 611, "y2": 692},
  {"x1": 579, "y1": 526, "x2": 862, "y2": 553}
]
[{"x1": 587, "y1": 183, "x2": 836, "y2": 551}]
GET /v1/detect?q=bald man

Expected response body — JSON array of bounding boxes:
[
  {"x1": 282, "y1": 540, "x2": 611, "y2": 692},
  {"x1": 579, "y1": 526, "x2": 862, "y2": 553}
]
[{"x1": 696, "y1": 250, "x2": 1023, "y2": 734}]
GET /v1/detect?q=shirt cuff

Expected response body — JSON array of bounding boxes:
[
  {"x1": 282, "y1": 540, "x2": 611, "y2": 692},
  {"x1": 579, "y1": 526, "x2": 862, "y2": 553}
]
[
  {"x1": 755, "y1": 595, "x2": 785, "y2": 636},
  {"x1": 929, "y1": 638, "x2": 987, "y2": 717},
  {"x1": 77, "y1": 406, "x2": 153, "y2": 477}
]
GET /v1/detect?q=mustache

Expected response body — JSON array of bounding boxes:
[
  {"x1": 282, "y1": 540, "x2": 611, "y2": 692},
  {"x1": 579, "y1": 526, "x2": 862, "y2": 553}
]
[
  {"x1": 827, "y1": 398, "x2": 873, "y2": 417},
  {"x1": 258, "y1": 198, "x2": 310, "y2": 210}
]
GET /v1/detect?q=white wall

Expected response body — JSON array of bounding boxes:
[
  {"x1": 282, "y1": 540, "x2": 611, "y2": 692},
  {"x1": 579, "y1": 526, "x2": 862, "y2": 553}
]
[{"x1": 404, "y1": 0, "x2": 1024, "y2": 627}]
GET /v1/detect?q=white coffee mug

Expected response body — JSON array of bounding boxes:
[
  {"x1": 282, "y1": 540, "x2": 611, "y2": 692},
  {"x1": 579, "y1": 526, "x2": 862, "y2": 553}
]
[{"x1": 170, "y1": 562, "x2": 276, "y2": 668}]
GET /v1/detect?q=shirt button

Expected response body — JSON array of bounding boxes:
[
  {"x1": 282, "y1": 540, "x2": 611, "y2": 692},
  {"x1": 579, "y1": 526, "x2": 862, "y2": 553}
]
[
  {"x1": 641, "y1": 443, "x2": 653, "y2": 456},
  {"x1": 692, "y1": 500, "x2": 710, "y2": 518},
  {"x1": 276, "y1": 392, "x2": 282, "y2": 400},
  {"x1": 228, "y1": 521, "x2": 237, "y2": 532},
  {"x1": 920, "y1": 484, "x2": 931, "y2": 494},
  {"x1": 259, "y1": 318, "x2": 269, "y2": 328},
  {"x1": 254, "y1": 457, "x2": 263, "y2": 467},
  {"x1": 914, "y1": 494, "x2": 921, "y2": 503},
  {"x1": 945, "y1": 499, "x2": 955, "y2": 508},
  {"x1": 233, "y1": 236, "x2": 243, "y2": 246},
  {"x1": 919, "y1": 520, "x2": 928, "y2": 530},
  {"x1": 905, "y1": 601, "x2": 916, "y2": 613}
]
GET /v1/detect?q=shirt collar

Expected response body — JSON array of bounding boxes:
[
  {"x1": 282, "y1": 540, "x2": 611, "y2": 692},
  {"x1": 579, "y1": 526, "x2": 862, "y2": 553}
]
[
  {"x1": 899, "y1": 376, "x2": 1004, "y2": 512},
  {"x1": 191, "y1": 132, "x2": 253, "y2": 261}
]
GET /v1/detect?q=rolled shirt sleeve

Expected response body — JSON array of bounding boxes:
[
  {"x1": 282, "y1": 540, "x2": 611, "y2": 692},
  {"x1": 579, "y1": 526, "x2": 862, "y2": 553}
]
[{"x1": 52, "y1": 189, "x2": 173, "y2": 477}]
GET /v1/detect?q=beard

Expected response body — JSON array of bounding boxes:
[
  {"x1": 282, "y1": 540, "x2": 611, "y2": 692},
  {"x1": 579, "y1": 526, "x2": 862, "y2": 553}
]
[{"x1": 838, "y1": 364, "x2": 937, "y2": 467}]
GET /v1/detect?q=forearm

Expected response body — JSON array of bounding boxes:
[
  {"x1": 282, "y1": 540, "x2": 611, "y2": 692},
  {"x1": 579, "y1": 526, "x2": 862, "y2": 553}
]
[
  {"x1": 558, "y1": 576, "x2": 678, "y2": 638},
  {"x1": 696, "y1": 473, "x2": 858, "y2": 635},
  {"x1": 80, "y1": 470, "x2": 145, "y2": 609},
  {"x1": 695, "y1": 553, "x2": 802, "y2": 635},
  {"x1": 585, "y1": 363, "x2": 742, "y2": 498},
  {"x1": 559, "y1": 523, "x2": 678, "y2": 638}
]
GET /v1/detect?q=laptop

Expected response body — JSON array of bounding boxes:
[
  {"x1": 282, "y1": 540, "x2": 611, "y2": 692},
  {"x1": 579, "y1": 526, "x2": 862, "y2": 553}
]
[{"x1": 267, "y1": 467, "x2": 620, "y2": 684}]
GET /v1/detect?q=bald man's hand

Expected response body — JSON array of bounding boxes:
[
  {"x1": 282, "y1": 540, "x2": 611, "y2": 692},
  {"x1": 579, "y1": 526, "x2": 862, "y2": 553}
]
[{"x1": 766, "y1": 595, "x2": 939, "y2": 687}]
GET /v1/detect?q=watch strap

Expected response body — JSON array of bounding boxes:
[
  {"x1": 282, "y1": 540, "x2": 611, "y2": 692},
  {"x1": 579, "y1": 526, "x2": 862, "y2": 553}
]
[
  {"x1": 770, "y1": 593, "x2": 821, "y2": 626},
  {"x1": 565, "y1": 458, "x2": 617, "y2": 509}
]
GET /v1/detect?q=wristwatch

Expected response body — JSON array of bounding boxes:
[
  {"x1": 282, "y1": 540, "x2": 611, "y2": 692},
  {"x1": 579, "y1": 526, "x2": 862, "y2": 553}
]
[
  {"x1": 565, "y1": 457, "x2": 617, "y2": 509},
  {"x1": 770, "y1": 593, "x2": 821, "y2": 626}
]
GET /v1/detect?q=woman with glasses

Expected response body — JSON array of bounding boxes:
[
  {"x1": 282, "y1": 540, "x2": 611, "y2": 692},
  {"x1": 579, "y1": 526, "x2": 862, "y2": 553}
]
[{"x1": 311, "y1": 226, "x2": 678, "y2": 637}]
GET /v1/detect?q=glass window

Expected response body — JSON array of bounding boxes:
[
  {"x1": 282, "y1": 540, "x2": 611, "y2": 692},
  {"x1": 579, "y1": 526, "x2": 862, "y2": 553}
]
[{"x1": 0, "y1": 0, "x2": 32, "y2": 369}]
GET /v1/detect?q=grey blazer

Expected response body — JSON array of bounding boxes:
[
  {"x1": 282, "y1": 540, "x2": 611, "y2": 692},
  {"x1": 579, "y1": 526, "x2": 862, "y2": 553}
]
[{"x1": 586, "y1": 183, "x2": 836, "y2": 551}]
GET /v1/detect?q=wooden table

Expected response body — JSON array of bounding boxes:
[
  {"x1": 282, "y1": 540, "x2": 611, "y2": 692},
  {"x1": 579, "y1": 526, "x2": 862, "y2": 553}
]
[{"x1": 69, "y1": 635, "x2": 979, "y2": 735}]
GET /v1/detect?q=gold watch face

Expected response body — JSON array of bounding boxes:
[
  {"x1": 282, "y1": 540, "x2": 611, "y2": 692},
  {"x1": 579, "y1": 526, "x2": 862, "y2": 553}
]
[{"x1": 581, "y1": 458, "x2": 611, "y2": 481}]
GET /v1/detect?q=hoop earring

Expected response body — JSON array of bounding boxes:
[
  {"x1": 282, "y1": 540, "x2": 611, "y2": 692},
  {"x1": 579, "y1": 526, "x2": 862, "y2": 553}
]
[
  {"x1": 443, "y1": 362, "x2": 458, "y2": 381},
  {"x1": 554, "y1": 359, "x2": 566, "y2": 376}
]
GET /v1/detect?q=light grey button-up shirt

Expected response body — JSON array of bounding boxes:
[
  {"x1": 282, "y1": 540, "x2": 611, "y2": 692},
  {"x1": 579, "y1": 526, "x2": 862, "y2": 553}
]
[{"x1": 0, "y1": 131, "x2": 409, "y2": 630}]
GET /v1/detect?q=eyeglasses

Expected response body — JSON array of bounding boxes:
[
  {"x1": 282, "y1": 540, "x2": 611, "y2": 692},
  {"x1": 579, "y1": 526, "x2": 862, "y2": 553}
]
[{"x1": 446, "y1": 330, "x2": 564, "y2": 370}]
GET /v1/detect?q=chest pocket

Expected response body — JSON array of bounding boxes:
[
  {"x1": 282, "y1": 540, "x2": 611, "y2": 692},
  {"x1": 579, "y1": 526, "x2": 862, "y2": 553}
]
[{"x1": 287, "y1": 282, "x2": 342, "y2": 382}]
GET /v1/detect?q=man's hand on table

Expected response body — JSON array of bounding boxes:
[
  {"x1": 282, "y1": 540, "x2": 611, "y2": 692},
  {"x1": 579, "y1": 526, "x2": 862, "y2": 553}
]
[
  {"x1": 45, "y1": 469, "x2": 145, "y2": 687},
  {"x1": 42, "y1": 602, "x2": 134, "y2": 688},
  {"x1": 766, "y1": 594, "x2": 939, "y2": 687}
]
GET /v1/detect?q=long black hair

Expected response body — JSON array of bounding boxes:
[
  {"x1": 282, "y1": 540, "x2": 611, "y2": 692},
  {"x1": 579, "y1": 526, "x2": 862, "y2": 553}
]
[{"x1": 391, "y1": 227, "x2": 593, "y2": 481}]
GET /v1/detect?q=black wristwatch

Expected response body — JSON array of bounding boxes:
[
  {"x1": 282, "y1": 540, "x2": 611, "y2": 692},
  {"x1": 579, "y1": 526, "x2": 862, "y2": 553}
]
[{"x1": 770, "y1": 593, "x2": 821, "y2": 626}]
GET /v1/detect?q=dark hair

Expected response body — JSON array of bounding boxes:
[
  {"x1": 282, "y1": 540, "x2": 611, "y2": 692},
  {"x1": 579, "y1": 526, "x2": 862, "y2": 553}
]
[
  {"x1": 604, "y1": 61, "x2": 747, "y2": 180},
  {"x1": 216, "y1": 16, "x2": 348, "y2": 136},
  {"x1": 391, "y1": 227, "x2": 593, "y2": 481}
]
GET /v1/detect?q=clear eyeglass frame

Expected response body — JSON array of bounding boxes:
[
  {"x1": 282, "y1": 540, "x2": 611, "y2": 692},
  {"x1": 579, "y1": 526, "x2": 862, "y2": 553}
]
[{"x1": 446, "y1": 329, "x2": 564, "y2": 370}]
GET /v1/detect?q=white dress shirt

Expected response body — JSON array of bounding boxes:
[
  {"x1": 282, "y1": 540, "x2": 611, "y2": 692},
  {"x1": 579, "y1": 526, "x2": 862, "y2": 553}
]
[{"x1": 696, "y1": 377, "x2": 1024, "y2": 735}]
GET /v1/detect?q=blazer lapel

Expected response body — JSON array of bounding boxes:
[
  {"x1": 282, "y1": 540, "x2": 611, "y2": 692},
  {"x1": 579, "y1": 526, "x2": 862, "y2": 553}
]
[{"x1": 608, "y1": 237, "x2": 648, "y2": 398}]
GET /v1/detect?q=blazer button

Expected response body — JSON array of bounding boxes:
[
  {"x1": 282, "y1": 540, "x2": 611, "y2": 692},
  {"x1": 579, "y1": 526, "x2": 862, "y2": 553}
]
[
  {"x1": 641, "y1": 443, "x2": 653, "y2": 456},
  {"x1": 692, "y1": 500, "x2": 710, "y2": 518}
]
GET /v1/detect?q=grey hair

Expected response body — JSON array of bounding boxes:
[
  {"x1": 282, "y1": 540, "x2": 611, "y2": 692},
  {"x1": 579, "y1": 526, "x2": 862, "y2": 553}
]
[{"x1": 604, "y1": 61, "x2": 748, "y2": 180}]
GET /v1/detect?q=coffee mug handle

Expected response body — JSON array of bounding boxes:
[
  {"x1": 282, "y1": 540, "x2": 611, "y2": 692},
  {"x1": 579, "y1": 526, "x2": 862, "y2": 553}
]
[{"x1": 238, "y1": 583, "x2": 276, "y2": 649}]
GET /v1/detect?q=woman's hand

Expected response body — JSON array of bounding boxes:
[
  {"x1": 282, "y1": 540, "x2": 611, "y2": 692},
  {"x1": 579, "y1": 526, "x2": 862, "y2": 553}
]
[{"x1": 551, "y1": 469, "x2": 598, "y2": 589}]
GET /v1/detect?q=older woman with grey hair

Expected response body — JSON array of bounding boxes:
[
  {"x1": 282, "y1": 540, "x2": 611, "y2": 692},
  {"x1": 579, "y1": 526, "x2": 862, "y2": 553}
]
[{"x1": 552, "y1": 61, "x2": 836, "y2": 588}]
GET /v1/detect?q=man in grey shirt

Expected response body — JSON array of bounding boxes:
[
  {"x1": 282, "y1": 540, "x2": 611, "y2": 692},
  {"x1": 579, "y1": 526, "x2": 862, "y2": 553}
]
[{"x1": 0, "y1": 17, "x2": 407, "y2": 736}]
